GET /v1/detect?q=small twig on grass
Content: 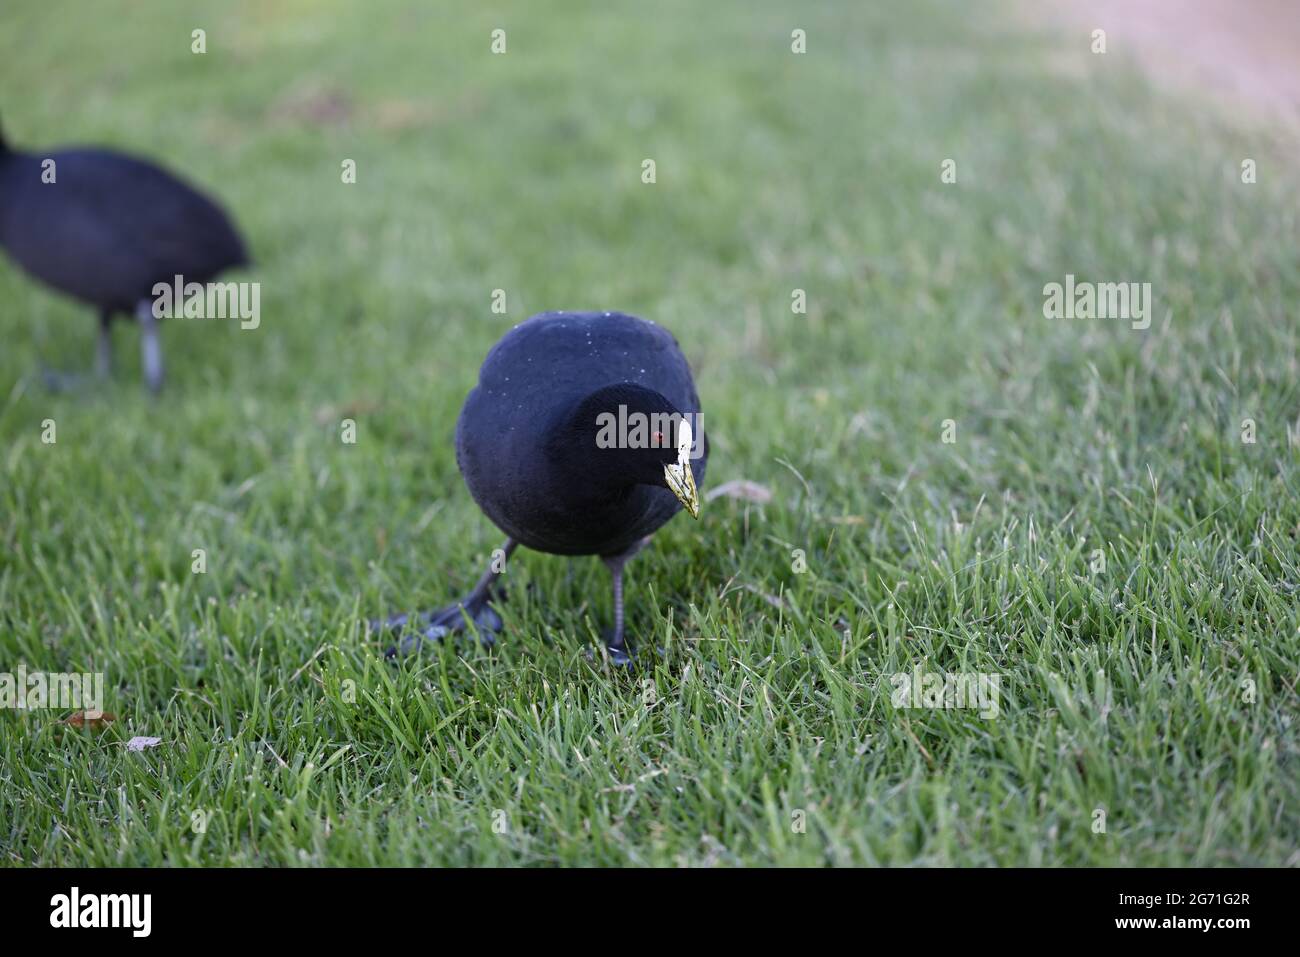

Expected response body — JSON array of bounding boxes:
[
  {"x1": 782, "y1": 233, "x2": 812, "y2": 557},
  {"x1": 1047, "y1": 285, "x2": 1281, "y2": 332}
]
[
  {"x1": 262, "y1": 740, "x2": 289, "y2": 769},
  {"x1": 290, "y1": 643, "x2": 333, "y2": 682},
  {"x1": 899, "y1": 717, "x2": 935, "y2": 768}
]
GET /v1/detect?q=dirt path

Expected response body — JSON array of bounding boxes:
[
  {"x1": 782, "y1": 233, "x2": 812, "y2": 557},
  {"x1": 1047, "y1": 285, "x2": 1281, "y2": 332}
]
[{"x1": 1035, "y1": 0, "x2": 1300, "y2": 130}]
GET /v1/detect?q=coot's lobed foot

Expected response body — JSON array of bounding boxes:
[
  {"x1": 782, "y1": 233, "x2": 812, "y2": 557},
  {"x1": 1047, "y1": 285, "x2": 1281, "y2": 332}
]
[
  {"x1": 379, "y1": 598, "x2": 504, "y2": 660},
  {"x1": 40, "y1": 368, "x2": 94, "y2": 393},
  {"x1": 598, "y1": 630, "x2": 637, "y2": 668}
]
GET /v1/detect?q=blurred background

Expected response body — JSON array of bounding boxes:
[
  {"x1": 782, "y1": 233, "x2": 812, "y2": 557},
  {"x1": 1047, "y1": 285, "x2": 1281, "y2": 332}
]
[{"x1": 0, "y1": 1, "x2": 1296, "y2": 866}]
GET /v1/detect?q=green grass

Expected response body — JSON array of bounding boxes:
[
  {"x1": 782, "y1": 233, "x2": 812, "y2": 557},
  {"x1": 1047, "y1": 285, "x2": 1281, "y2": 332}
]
[{"x1": 1, "y1": 0, "x2": 1297, "y2": 866}]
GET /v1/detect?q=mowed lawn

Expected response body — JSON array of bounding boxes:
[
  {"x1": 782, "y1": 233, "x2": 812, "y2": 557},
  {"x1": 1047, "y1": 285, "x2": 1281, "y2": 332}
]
[{"x1": 1, "y1": 0, "x2": 1296, "y2": 866}]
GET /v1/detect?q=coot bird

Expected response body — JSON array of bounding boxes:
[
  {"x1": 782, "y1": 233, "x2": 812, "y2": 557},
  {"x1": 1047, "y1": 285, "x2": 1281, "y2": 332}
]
[
  {"x1": 0, "y1": 122, "x2": 249, "y2": 392},
  {"x1": 379, "y1": 311, "x2": 707, "y2": 664}
]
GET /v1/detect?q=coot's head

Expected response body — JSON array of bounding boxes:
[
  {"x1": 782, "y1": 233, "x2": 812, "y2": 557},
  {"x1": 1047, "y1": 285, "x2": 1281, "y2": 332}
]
[{"x1": 562, "y1": 383, "x2": 701, "y2": 518}]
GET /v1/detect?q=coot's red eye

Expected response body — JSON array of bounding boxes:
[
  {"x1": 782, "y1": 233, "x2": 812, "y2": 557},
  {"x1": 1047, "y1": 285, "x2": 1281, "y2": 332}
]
[{"x1": 653, "y1": 431, "x2": 665, "y2": 447}]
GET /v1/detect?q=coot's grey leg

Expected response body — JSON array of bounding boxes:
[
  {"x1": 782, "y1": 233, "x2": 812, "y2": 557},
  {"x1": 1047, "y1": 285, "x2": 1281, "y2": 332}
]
[
  {"x1": 95, "y1": 308, "x2": 114, "y2": 378},
  {"x1": 603, "y1": 556, "x2": 630, "y2": 665},
  {"x1": 378, "y1": 538, "x2": 518, "y2": 658},
  {"x1": 600, "y1": 535, "x2": 652, "y2": 667},
  {"x1": 136, "y1": 300, "x2": 163, "y2": 394}
]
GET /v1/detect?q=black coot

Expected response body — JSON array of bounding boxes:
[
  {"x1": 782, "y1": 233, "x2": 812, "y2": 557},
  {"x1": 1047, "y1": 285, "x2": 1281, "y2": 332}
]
[
  {"x1": 0, "y1": 122, "x2": 249, "y2": 392},
  {"x1": 379, "y1": 311, "x2": 708, "y2": 664}
]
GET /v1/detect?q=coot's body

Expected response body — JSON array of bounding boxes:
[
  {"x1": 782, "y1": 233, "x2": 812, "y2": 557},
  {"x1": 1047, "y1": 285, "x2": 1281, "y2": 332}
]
[
  {"x1": 0, "y1": 147, "x2": 248, "y2": 312},
  {"x1": 379, "y1": 310, "x2": 707, "y2": 664},
  {"x1": 457, "y1": 311, "x2": 706, "y2": 557},
  {"x1": 0, "y1": 127, "x2": 248, "y2": 391}
]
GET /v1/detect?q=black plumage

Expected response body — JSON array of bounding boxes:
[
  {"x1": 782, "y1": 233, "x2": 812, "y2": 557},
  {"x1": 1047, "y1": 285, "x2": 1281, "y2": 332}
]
[
  {"x1": 380, "y1": 311, "x2": 708, "y2": 664},
  {"x1": 0, "y1": 123, "x2": 248, "y2": 391}
]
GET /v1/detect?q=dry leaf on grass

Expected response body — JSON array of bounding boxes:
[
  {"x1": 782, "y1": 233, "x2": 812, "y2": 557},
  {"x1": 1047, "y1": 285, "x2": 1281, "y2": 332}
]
[
  {"x1": 60, "y1": 711, "x2": 115, "y2": 730},
  {"x1": 126, "y1": 736, "x2": 162, "y2": 752},
  {"x1": 314, "y1": 398, "x2": 382, "y2": 426},
  {"x1": 705, "y1": 480, "x2": 773, "y2": 504},
  {"x1": 742, "y1": 584, "x2": 787, "y2": 610},
  {"x1": 268, "y1": 84, "x2": 354, "y2": 127}
]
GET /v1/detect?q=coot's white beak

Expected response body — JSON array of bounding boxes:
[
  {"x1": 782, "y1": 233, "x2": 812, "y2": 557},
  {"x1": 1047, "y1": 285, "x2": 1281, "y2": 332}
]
[{"x1": 663, "y1": 418, "x2": 699, "y2": 519}]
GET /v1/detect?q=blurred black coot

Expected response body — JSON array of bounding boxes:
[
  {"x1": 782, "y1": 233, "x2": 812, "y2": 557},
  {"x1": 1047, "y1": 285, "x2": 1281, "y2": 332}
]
[
  {"x1": 379, "y1": 311, "x2": 708, "y2": 665},
  {"x1": 0, "y1": 121, "x2": 248, "y2": 392}
]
